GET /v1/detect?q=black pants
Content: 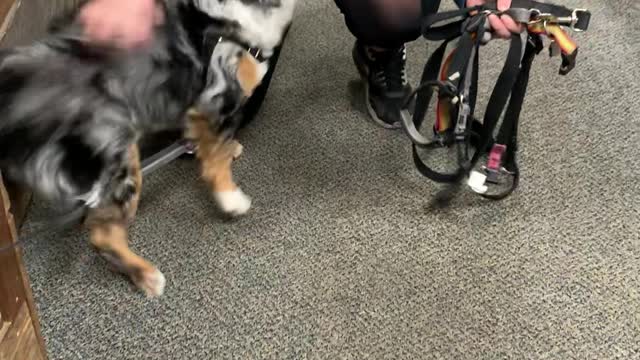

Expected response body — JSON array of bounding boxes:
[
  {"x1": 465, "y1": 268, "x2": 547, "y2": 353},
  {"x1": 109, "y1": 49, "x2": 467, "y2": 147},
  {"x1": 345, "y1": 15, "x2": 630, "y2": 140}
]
[
  {"x1": 334, "y1": 0, "x2": 423, "y2": 48},
  {"x1": 334, "y1": 0, "x2": 467, "y2": 48},
  {"x1": 241, "y1": 0, "x2": 450, "y2": 129}
]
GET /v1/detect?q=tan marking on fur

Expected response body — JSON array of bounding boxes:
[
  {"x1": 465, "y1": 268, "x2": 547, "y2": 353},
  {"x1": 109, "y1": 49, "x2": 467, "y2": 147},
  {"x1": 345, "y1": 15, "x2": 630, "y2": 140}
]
[
  {"x1": 186, "y1": 111, "x2": 241, "y2": 193},
  {"x1": 83, "y1": 144, "x2": 161, "y2": 296},
  {"x1": 89, "y1": 222, "x2": 151, "y2": 272},
  {"x1": 125, "y1": 144, "x2": 142, "y2": 221},
  {"x1": 237, "y1": 53, "x2": 262, "y2": 97},
  {"x1": 88, "y1": 220, "x2": 163, "y2": 297}
]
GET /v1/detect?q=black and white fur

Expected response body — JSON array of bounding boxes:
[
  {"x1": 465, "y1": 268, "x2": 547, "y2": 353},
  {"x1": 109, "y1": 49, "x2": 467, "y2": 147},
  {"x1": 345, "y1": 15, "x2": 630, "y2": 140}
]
[
  {"x1": 189, "y1": 0, "x2": 296, "y2": 214},
  {"x1": 0, "y1": 0, "x2": 266, "y2": 214},
  {"x1": 194, "y1": 0, "x2": 296, "y2": 57}
]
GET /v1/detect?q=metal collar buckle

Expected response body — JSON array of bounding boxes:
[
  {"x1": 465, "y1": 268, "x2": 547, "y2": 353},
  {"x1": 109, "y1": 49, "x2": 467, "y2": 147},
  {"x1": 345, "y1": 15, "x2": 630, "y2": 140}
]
[
  {"x1": 529, "y1": 8, "x2": 589, "y2": 32},
  {"x1": 554, "y1": 9, "x2": 584, "y2": 32}
]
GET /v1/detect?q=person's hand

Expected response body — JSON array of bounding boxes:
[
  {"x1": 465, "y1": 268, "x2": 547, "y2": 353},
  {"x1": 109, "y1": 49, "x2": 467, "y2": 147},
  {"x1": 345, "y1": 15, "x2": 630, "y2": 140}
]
[
  {"x1": 79, "y1": 0, "x2": 163, "y2": 50},
  {"x1": 467, "y1": 0, "x2": 523, "y2": 39}
]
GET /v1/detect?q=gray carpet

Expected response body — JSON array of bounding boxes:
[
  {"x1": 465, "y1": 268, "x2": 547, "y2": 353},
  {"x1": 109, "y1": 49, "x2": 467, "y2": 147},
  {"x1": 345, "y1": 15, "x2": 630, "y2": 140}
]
[{"x1": 22, "y1": 0, "x2": 640, "y2": 359}]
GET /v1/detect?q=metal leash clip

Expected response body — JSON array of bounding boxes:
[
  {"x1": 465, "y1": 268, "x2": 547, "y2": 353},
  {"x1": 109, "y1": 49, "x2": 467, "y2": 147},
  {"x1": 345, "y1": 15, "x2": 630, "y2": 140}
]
[
  {"x1": 528, "y1": 8, "x2": 590, "y2": 32},
  {"x1": 560, "y1": 9, "x2": 590, "y2": 32}
]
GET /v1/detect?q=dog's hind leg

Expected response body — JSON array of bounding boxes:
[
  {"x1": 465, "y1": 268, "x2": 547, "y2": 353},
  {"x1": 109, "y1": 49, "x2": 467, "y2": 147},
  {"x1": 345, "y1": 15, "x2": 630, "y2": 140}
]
[
  {"x1": 123, "y1": 144, "x2": 143, "y2": 222},
  {"x1": 85, "y1": 145, "x2": 165, "y2": 297},
  {"x1": 206, "y1": 139, "x2": 252, "y2": 217},
  {"x1": 186, "y1": 113, "x2": 251, "y2": 217}
]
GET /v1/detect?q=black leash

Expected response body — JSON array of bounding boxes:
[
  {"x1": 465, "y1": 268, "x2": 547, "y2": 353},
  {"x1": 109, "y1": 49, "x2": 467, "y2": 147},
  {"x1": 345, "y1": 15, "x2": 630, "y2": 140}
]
[
  {"x1": 402, "y1": 0, "x2": 591, "y2": 200},
  {"x1": 0, "y1": 204, "x2": 87, "y2": 254}
]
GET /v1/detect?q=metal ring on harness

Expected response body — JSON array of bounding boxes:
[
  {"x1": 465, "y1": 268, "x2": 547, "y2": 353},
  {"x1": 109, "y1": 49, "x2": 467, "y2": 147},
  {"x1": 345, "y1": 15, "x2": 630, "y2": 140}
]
[{"x1": 400, "y1": 80, "x2": 457, "y2": 147}]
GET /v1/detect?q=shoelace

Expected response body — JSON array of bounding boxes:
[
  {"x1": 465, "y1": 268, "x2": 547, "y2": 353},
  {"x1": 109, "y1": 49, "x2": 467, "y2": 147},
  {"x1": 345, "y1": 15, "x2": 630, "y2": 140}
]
[{"x1": 367, "y1": 46, "x2": 408, "y2": 93}]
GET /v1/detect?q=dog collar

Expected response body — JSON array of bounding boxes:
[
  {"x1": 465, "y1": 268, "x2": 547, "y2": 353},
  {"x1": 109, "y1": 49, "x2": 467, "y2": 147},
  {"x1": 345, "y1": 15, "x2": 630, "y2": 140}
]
[{"x1": 211, "y1": 35, "x2": 270, "y2": 63}]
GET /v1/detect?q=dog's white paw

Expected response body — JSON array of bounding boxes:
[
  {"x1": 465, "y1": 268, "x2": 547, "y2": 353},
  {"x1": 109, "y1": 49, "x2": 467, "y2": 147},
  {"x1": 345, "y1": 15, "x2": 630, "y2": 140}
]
[
  {"x1": 232, "y1": 143, "x2": 244, "y2": 159},
  {"x1": 214, "y1": 189, "x2": 252, "y2": 216},
  {"x1": 136, "y1": 268, "x2": 166, "y2": 298}
]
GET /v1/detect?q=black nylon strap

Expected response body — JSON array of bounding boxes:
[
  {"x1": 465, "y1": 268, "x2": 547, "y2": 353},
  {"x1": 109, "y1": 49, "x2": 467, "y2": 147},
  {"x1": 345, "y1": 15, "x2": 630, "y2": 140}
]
[
  {"x1": 410, "y1": 31, "x2": 525, "y2": 184},
  {"x1": 496, "y1": 35, "x2": 542, "y2": 153},
  {"x1": 483, "y1": 0, "x2": 571, "y2": 16},
  {"x1": 485, "y1": 0, "x2": 590, "y2": 31},
  {"x1": 422, "y1": 6, "x2": 481, "y2": 30},
  {"x1": 409, "y1": 0, "x2": 589, "y2": 199},
  {"x1": 480, "y1": 35, "x2": 540, "y2": 200},
  {"x1": 404, "y1": 39, "x2": 452, "y2": 140},
  {"x1": 446, "y1": 30, "x2": 474, "y2": 86},
  {"x1": 412, "y1": 144, "x2": 464, "y2": 183},
  {"x1": 468, "y1": 32, "x2": 524, "y2": 168},
  {"x1": 424, "y1": 0, "x2": 590, "y2": 34},
  {"x1": 408, "y1": 29, "x2": 483, "y2": 183},
  {"x1": 406, "y1": 38, "x2": 465, "y2": 183}
]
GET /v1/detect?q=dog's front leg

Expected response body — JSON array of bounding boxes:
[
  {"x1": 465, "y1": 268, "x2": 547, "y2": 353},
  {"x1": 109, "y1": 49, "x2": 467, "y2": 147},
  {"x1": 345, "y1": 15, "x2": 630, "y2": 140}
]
[
  {"x1": 85, "y1": 145, "x2": 165, "y2": 297},
  {"x1": 88, "y1": 219, "x2": 165, "y2": 297},
  {"x1": 203, "y1": 139, "x2": 252, "y2": 217},
  {"x1": 186, "y1": 114, "x2": 251, "y2": 217}
]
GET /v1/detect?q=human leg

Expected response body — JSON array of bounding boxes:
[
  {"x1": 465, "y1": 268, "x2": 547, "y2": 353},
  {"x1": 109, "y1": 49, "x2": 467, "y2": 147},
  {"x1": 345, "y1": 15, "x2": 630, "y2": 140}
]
[{"x1": 334, "y1": 0, "x2": 422, "y2": 128}]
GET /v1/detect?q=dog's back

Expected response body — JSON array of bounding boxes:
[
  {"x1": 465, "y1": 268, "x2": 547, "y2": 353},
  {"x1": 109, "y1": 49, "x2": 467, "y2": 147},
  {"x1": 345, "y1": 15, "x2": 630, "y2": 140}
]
[{"x1": 0, "y1": 3, "x2": 204, "y2": 209}]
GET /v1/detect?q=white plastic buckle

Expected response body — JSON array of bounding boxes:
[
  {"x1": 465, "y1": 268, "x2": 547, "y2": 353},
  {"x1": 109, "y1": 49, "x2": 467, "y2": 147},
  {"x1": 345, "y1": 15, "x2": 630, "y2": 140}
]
[{"x1": 468, "y1": 171, "x2": 488, "y2": 194}]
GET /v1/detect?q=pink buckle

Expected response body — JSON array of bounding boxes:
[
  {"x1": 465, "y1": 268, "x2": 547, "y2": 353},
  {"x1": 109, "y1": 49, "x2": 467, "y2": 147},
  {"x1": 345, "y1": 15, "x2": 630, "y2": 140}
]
[{"x1": 487, "y1": 144, "x2": 507, "y2": 171}]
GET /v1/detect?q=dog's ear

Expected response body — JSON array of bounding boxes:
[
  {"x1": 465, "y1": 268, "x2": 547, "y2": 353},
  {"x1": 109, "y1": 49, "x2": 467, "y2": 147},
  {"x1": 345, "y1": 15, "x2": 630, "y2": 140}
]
[{"x1": 236, "y1": 52, "x2": 267, "y2": 97}]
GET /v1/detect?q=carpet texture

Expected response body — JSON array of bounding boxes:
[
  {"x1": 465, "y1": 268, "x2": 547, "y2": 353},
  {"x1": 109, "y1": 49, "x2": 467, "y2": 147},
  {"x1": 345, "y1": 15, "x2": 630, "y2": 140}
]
[{"x1": 22, "y1": 0, "x2": 640, "y2": 358}]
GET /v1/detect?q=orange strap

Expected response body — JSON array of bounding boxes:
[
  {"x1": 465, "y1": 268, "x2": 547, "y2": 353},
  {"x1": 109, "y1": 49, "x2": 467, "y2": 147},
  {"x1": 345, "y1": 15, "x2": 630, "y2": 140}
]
[
  {"x1": 435, "y1": 49, "x2": 456, "y2": 133},
  {"x1": 528, "y1": 22, "x2": 578, "y2": 55}
]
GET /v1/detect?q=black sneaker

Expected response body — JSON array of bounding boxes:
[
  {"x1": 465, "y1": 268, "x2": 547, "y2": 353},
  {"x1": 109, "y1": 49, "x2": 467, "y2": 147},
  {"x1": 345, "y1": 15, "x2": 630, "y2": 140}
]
[{"x1": 352, "y1": 41, "x2": 412, "y2": 129}]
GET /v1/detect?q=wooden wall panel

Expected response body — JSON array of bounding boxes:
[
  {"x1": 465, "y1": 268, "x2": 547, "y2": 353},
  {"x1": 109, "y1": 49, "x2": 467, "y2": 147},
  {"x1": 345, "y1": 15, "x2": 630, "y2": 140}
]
[
  {"x1": 1, "y1": 0, "x2": 81, "y2": 47},
  {"x1": 0, "y1": 1, "x2": 81, "y2": 359},
  {"x1": 0, "y1": 175, "x2": 46, "y2": 360},
  {"x1": 0, "y1": 0, "x2": 83, "y2": 229}
]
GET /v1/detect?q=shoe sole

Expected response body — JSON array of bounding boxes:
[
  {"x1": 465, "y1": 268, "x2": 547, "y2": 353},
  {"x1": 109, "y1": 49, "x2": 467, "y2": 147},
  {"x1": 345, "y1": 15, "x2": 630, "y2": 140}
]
[{"x1": 353, "y1": 45, "x2": 402, "y2": 130}]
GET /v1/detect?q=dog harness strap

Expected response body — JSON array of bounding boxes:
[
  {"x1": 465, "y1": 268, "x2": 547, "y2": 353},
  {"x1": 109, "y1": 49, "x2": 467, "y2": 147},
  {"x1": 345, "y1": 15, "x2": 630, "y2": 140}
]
[
  {"x1": 469, "y1": 33, "x2": 524, "y2": 167},
  {"x1": 404, "y1": 1, "x2": 590, "y2": 199},
  {"x1": 478, "y1": 35, "x2": 542, "y2": 200},
  {"x1": 401, "y1": 38, "x2": 454, "y2": 147},
  {"x1": 409, "y1": 12, "x2": 526, "y2": 185}
]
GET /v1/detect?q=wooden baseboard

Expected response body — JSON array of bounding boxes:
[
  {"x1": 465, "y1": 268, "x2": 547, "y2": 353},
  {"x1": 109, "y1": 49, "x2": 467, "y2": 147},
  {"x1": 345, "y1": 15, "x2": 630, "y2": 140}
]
[
  {"x1": 0, "y1": 173, "x2": 47, "y2": 360},
  {"x1": 0, "y1": 0, "x2": 20, "y2": 42},
  {"x1": 4, "y1": 180, "x2": 32, "y2": 230}
]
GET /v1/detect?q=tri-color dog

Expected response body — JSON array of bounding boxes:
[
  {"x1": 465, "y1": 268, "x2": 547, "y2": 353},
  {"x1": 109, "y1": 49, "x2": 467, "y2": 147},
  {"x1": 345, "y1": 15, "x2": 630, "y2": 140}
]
[{"x1": 0, "y1": 0, "x2": 293, "y2": 296}]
